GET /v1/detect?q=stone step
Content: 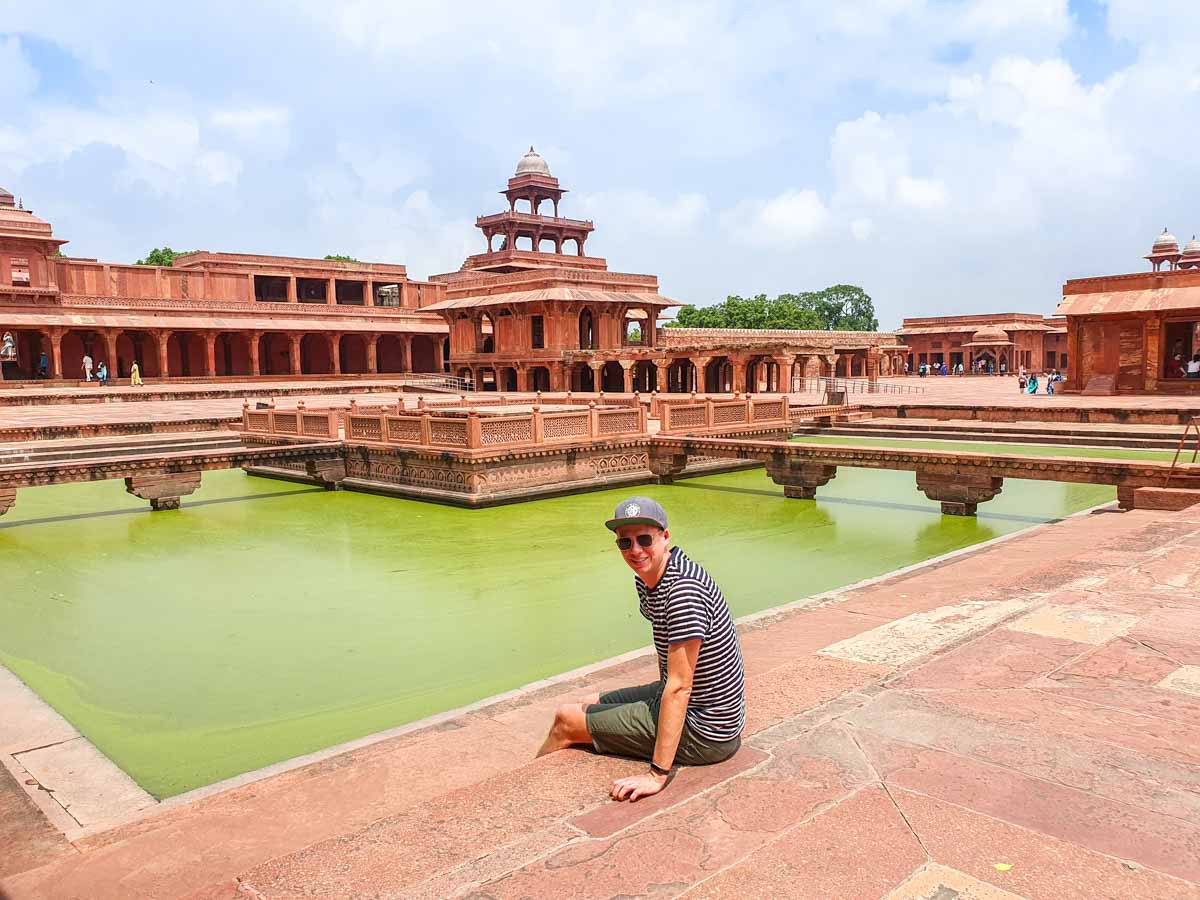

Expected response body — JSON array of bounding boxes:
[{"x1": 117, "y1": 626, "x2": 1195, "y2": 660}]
[
  {"x1": 0, "y1": 435, "x2": 243, "y2": 467},
  {"x1": 821, "y1": 424, "x2": 1189, "y2": 451},
  {"x1": 832, "y1": 418, "x2": 1189, "y2": 441}
]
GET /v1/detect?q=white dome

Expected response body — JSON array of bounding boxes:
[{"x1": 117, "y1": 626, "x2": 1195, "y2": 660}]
[
  {"x1": 1182, "y1": 235, "x2": 1200, "y2": 258},
  {"x1": 1152, "y1": 227, "x2": 1179, "y2": 252},
  {"x1": 515, "y1": 146, "x2": 551, "y2": 177}
]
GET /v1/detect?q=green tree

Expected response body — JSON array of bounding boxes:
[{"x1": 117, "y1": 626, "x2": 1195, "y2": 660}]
[
  {"x1": 134, "y1": 247, "x2": 198, "y2": 267},
  {"x1": 669, "y1": 285, "x2": 877, "y2": 332},
  {"x1": 806, "y1": 284, "x2": 879, "y2": 331},
  {"x1": 324, "y1": 254, "x2": 360, "y2": 262}
]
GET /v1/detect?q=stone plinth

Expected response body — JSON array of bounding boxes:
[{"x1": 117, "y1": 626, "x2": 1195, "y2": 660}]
[
  {"x1": 765, "y1": 459, "x2": 837, "y2": 499},
  {"x1": 123, "y1": 472, "x2": 202, "y2": 510},
  {"x1": 1131, "y1": 486, "x2": 1200, "y2": 510},
  {"x1": 915, "y1": 471, "x2": 1003, "y2": 516},
  {"x1": 0, "y1": 487, "x2": 15, "y2": 516},
  {"x1": 305, "y1": 458, "x2": 347, "y2": 490}
]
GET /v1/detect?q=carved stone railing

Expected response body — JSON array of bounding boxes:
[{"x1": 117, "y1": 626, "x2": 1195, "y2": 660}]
[
  {"x1": 248, "y1": 400, "x2": 649, "y2": 451},
  {"x1": 659, "y1": 396, "x2": 791, "y2": 433}
]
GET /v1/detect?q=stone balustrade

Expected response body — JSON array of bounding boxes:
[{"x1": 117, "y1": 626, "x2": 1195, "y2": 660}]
[{"x1": 659, "y1": 396, "x2": 790, "y2": 433}]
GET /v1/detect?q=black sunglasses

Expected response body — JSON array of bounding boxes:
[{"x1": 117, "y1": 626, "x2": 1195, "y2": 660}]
[{"x1": 615, "y1": 534, "x2": 656, "y2": 551}]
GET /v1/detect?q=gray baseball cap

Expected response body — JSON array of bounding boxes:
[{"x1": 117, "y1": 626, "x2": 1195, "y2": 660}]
[{"x1": 605, "y1": 496, "x2": 668, "y2": 532}]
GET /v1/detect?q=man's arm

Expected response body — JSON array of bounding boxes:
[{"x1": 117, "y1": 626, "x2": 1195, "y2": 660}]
[{"x1": 610, "y1": 638, "x2": 700, "y2": 801}]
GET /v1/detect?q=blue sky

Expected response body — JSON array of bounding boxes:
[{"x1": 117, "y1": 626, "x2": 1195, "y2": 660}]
[{"x1": 1, "y1": 0, "x2": 1197, "y2": 328}]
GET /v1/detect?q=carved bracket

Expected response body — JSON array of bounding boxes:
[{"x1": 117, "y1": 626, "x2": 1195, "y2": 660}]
[
  {"x1": 306, "y1": 458, "x2": 348, "y2": 490},
  {"x1": 648, "y1": 446, "x2": 688, "y2": 483},
  {"x1": 765, "y1": 460, "x2": 837, "y2": 499},
  {"x1": 916, "y1": 471, "x2": 1003, "y2": 516},
  {"x1": 124, "y1": 471, "x2": 202, "y2": 511},
  {"x1": 0, "y1": 488, "x2": 15, "y2": 517}
]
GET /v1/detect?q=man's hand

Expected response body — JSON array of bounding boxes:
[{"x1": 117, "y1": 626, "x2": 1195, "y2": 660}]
[{"x1": 610, "y1": 770, "x2": 669, "y2": 802}]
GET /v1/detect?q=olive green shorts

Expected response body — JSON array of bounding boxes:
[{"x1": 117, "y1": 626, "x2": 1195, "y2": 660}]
[{"x1": 585, "y1": 681, "x2": 741, "y2": 766}]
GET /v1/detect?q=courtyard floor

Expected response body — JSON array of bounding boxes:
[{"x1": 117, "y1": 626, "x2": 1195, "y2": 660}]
[{"x1": 3, "y1": 497, "x2": 1199, "y2": 899}]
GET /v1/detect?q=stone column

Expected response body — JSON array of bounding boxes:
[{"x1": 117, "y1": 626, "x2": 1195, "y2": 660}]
[
  {"x1": 49, "y1": 328, "x2": 63, "y2": 379},
  {"x1": 249, "y1": 331, "x2": 262, "y2": 377},
  {"x1": 287, "y1": 276, "x2": 297, "y2": 303},
  {"x1": 289, "y1": 334, "x2": 302, "y2": 375},
  {"x1": 327, "y1": 278, "x2": 337, "y2": 304},
  {"x1": 203, "y1": 333, "x2": 217, "y2": 377},
  {"x1": 588, "y1": 361, "x2": 604, "y2": 392},
  {"x1": 654, "y1": 360, "x2": 671, "y2": 393},
  {"x1": 692, "y1": 356, "x2": 711, "y2": 393},
  {"x1": 366, "y1": 334, "x2": 379, "y2": 374},
  {"x1": 402, "y1": 334, "x2": 414, "y2": 373},
  {"x1": 125, "y1": 471, "x2": 202, "y2": 511},
  {"x1": 329, "y1": 333, "x2": 341, "y2": 375},
  {"x1": 365, "y1": 280, "x2": 374, "y2": 306},
  {"x1": 433, "y1": 336, "x2": 445, "y2": 373},
  {"x1": 620, "y1": 360, "x2": 634, "y2": 393},
  {"x1": 765, "y1": 460, "x2": 838, "y2": 499},
  {"x1": 103, "y1": 331, "x2": 119, "y2": 375},
  {"x1": 731, "y1": 360, "x2": 747, "y2": 393},
  {"x1": 774, "y1": 354, "x2": 796, "y2": 392},
  {"x1": 157, "y1": 331, "x2": 171, "y2": 379},
  {"x1": 915, "y1": 471, "x2": 1003, "y2": 516}
]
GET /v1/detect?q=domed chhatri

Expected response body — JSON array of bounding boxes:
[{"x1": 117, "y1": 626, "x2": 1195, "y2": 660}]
[
  {"x1": 1179, "y1": 235, "x2": 1200, "y2": 270},
  {"x1": 1152, "y1": 227, "x2": 1179, "y2": 252},
  {"x1": 0, "y1": 186, "x2": 14, "y2": 208},
  {"x1": 1146, "y1": 226, "x2": 1184, "y2": 271},
  {"x1": 514, "y1": 146, "x2": 551, "y2": 177},
  {"x1": 970, "y1": 326, "x2": 1010, "y2": 345}
]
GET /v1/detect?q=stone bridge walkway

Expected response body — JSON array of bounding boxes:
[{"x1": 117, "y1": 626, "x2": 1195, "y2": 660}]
[{"x1": 3, "y1": 504, "x2": 1200, "y2": 898}]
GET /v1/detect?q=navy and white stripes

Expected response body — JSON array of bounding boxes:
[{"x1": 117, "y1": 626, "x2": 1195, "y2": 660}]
[{"x1": 636, "y1": 547, "x2": 745, "y2": 742}]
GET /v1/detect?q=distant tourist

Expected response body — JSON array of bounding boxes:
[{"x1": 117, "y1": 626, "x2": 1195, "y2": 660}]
[
  {"x1": 955, "y1": 362, "x2": 963, "y2": 376},
  {"x1": 940, "y1": 362, "x2": 947, "y2": 376},
  {"x1": 1018, "y1": 373, "x2": 1027, "y2": 392},
  {"x1": 1046, "y1": 372, "x2": 1055, "y2": 395},
  {"x1": 1167, "y1": 355, "x2": 1187, "y2": 379},
  {"x1": 537, "y1": 497, "x2": 745, "y2": 802},
  {"x1": 82, "y1": 352, "x2": 93, "y2": 382},
  {"x1": 130, "y1": 361, "x2": 143, "y2": 387},
  {"x1": 1187, "y1": 354, "x2": 1200, "y2": 379},
  {"x1": 1000, "y1": 360, "x2": 1006, "y2": 375},
  {"x1": 38, "y1": 351, "x2": 48, "y2": 378},
  {"x1": 1026, "y1": 372, "x2": 1039, "y2": 394},
  {"x1": 1019, "y1": 365, "x2": 1027, "y2": 379},
  {"x1": 96, "y1": 361, "x2": 108, "y2": 386}
]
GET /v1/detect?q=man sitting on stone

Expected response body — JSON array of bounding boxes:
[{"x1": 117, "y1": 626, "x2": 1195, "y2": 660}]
[{"x1": 536, "y1": 497, "x2": 745, "y2": 801}]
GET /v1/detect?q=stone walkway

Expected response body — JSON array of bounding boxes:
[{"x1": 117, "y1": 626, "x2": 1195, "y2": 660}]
[
  {"x1": 860, "y1": 374, "x2": 1200, "y2": 411},
  {"x1": 3, "y1": 501, "x2": 1199, "y2": 899}
]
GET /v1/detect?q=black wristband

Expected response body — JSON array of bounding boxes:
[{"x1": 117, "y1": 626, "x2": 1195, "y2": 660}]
[{"x1": 649, "y1": 761, "x2": 672, "y2": 777}]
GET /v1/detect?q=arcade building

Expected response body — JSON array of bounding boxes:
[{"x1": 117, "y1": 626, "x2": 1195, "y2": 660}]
[
  {"x1": 1057, "y1": 228, "x2": 1200, "y2": 394},
  {"x1": 895, "y1": 314, "x2": 1068, "y2": 375},
  {"x1": 0, "y1": 150, "x2": 906, "y2": 390},
  {"x1": 425, "y1": 148, "x2": 905, "y2": 393}
]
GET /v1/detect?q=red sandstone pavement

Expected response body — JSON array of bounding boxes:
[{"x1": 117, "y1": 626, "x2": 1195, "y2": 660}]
[
  {"x1": 860, "y1": 373, "x2": 1200, "y2": 412},
  {"x1": 4, "y1": 501, "x2": 1200, "y2": 898}
]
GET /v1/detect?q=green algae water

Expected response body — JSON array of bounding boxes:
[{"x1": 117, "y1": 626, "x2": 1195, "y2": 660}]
[{"x1": 0, "y1": 458, "x2": 1114, "y2": 798}]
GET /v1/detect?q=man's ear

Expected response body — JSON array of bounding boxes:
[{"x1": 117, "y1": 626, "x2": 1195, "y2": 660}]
[{"x1": 661, "y1": 528, "x2": 670, "y2": 542}]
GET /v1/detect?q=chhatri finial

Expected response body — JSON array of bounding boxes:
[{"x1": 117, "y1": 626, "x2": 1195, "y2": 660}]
[{"x1": 529, "y1": 145, "x2": 535, "y2": 152}]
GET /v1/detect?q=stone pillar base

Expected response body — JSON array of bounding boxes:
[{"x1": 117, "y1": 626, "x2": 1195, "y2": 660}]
[
  {"x1": 1117, "y1": 484, "x2": 1136, "y2": 510},
  {"x1": 765, "y1": 460, "x2": 837, "y2": 499},
  {"x1": 125, "y1": 472, "x2": 202, "y2": 511},
  {"x1": 306, "y1": 458, "x2": 347, "y2": 490},
  {"x1": 0, "y1": 488, "x2": 15, "y2": 517},
  {"x1": 648, "y1": 447, "x2": 688, "y2": 483},
  {"x1": 916, "y1": 471, "x2": 1003, "y2": 516}
]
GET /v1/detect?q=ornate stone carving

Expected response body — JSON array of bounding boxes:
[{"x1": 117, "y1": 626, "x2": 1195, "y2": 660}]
[
  {"x1": 765, "y1": 460, "x2": 837, "y2": 499},
  {"x1": 124, "y1": 471, "x2": 202, "y2": 511},
  {"x1": 915, "y1": 471, "x2": 1003, "y2": 516}
]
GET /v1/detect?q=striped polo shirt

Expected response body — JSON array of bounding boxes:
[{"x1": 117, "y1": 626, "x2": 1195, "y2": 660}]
[{"x1": 636, "y1": 546, "x2": 745, "y2": 742}]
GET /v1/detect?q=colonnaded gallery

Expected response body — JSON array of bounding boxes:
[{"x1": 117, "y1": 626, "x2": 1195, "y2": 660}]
[{"x1": 1, "y1": 149, "x2": 1196, "y2": 393}]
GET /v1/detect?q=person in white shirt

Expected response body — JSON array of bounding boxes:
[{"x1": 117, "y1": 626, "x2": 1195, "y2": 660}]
[
  {"x1": 1187, "y1": 354, "x2": 1200, "y2": 379},
  {"x1": 82, "y1": 353, "x2": 93, "y2": 382}
]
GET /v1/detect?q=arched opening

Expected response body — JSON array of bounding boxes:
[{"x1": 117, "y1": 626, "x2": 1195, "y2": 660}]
[
  {"x1": 601, "y1": 361, "x2": 625, "y2": 392},
  {"x1": 850, "y1": 354, "x2": 864, "y2": 377},
  {"x1": 578, "y1": 307, "x2": 595, "y2": 350},
  {"x1": 477, "y1": 367, "x2": 498, "y2": 391},
  {"x1": 747, "y1": 357, "x2": 775, "y2": 392},
  {"x1": 442, "y1": 338, "x2": 451, "y2": 372},
  {"x1": 572, "y1": 363, "x2": 595, "y2": 392},
  {"x1": 3, "y1": 330, "x2": 52, "y2": 379},
  {"x1": 411, "y1": 335, "x2": 438, "y2": 372},
  {"x1": 61, "y1": 330, "x2": 99, "y2": 380},
  {"x1": 835, "y1": 355, "x2": 848, "y2": 377},
  {"x1": 704, "y1": 356, "x2": 732, "y2": 393},
  {"x1": 457, "y1": 367, "x2": 474, "y2": 387},
  {"x1": 667, "y1": 358, "x2": 695, "y2": 393},
  {"x1": 634, "y1": 360, "x2": 657, "y2": 392},
  {"x1": 214, "y1": 332, "x2": 251, "y2": 377},
  {"x1": 300, "y1": 334, "x2": 333, "y2": 375},
  {"x1": 500, "y1": 367, "x2": 518, "y2": 391},
  {"x1": 478, "y1": 314, "x2": 495, "y2": 354},
  {"x1": 377, "y1": 335, "x2": 405, "y2": 372},
  {"x1": 167, "y1": 331, "x2": 205, "y2": 377},
  {"x1": 259, "y1": 333, "x2": 291, "y2": 376},
  {"x1": 339, "y1": 334, "x2": 370, "y2": 374},
  {"x1": 537, "y1": 236, "x2": 557, "y2": 253},
  {"x1": 528, "y1": 366, "x2": 551, "y2": 391},
  {"x1": 115, "y1": 331, "x2": 152, "y2": 379},
  {"x1": 623, "y1": 311, "x2": 647, "y2": 347}
]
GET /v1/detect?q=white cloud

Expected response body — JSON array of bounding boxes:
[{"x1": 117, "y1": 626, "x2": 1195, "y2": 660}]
[
  {"x1": 723, "y1": 189, "x2": 830, "y2": 247},
  {"x1": 195, "y1": 149, "x2": 242, "y2": 185},
  {"x1": 0, "y1": 35, "x2": 39, "y2": 105},
  {"x1": 575, "y1": 191, "x2": 707, "y2": 236}
]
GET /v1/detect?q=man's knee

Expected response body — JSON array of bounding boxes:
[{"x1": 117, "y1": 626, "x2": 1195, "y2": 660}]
[{"x1": 551, "y1": 702, "x2": 590, "y2": 743}]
